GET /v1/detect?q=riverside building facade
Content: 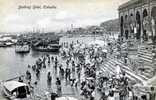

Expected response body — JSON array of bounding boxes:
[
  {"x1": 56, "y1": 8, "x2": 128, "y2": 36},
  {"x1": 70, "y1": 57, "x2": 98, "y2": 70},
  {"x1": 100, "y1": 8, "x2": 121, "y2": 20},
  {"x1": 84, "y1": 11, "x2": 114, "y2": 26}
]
[
  {"x1": 118, "y1": 0, "x2": 156, "y2": 79},
  {"x1": 119, "y1": 0, "x2": 156, "y2": 43}
]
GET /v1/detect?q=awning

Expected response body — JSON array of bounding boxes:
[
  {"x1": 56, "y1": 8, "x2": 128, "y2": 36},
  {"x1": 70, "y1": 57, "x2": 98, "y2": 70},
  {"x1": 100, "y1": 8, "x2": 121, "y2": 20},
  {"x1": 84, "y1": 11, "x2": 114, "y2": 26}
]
[
  {"x1": 102, "y1": 49, "x2": 107, "y2": 53},
  {"x1": 3, "y1": 81, "x2": 27, "y2": 92}
]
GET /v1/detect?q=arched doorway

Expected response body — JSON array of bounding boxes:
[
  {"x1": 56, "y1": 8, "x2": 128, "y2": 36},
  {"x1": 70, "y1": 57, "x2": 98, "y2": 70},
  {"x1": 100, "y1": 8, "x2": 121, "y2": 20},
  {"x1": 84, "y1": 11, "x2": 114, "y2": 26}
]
[
  {"x1": 151, "y1": 6, "x2": 156, "y2": 42},
  {"x1": 125, "y1": 15, "x2": 129, "y2": 39},
  {"x1": 143, "y1": 9, "x2": 148, "y2": 17},
  {"x1": 120, "y1": 16, "x2": 124, "y2": 37},
  {"x1": 136, "y1": 11, "x2": 141, "y2": 40},
  {"x1": 142, "y1": 9, "x2": 148, "y2": 41},
  {"x1": 130, "y1": 13, "x2": 134, "y2": 33}
]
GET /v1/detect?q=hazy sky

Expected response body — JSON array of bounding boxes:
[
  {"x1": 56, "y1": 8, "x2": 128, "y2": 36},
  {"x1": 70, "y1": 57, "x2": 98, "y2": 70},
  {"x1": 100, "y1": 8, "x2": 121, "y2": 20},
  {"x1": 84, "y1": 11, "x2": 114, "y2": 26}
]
[{"x1": 0, "y1": 0, "x2": 128, "y2": 33}]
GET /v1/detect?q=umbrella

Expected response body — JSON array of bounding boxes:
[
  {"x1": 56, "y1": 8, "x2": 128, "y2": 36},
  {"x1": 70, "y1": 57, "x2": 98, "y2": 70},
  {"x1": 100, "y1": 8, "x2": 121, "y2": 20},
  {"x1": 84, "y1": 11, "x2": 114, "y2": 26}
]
[
  {"x1": 56, "y1": 96, "x2": 78, "y2": 100},
  {"x1": 86, "y1": 77, "x2": 94, "y2": 80},
  {"x1": 102, "y1": 49, "x2": 107, "y2": 53}
]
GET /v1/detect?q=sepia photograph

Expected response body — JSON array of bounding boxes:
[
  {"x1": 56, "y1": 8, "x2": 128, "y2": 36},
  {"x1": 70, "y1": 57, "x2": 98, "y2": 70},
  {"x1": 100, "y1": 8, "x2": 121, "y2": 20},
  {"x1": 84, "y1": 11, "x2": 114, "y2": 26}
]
[{"x1": 0, "y1": 0, "x2": 156, "y2": 100}]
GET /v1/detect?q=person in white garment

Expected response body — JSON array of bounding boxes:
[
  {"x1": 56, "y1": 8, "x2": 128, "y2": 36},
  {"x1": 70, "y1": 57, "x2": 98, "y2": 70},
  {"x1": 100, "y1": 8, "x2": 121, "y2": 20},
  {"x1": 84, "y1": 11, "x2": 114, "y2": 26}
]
[{"x1": 116, "y1": 64, "x2": 121, "y2": 79}]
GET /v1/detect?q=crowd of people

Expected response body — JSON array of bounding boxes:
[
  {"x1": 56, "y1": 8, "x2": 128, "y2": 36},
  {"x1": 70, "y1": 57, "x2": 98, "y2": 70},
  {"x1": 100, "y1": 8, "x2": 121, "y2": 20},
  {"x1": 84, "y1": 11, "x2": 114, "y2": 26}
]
[{"x1": 17, "y1": 38, "x2": 156, "y2": 100}]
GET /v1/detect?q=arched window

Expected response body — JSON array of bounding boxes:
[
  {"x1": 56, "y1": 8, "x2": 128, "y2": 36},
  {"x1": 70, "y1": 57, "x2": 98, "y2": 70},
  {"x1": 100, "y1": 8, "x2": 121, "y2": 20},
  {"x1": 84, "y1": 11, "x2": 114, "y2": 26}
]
[
  {"x1": 143, "y1": 9, "x2": 148, "y2": 18},
  {"x1": 124, "y1": 15, "x2": 129, "y2": 39},
  {"x1": 120, "y1": 16, "x2": 124, "y2": 36},
  {"x1": 142, "y1": 9, "x2": 148, "y2": 41},
  {"x1": 124, "y1": 15, "x2": 128, "y2": 29},
  {"x1": 151, "y1": 7, "x2": 156, "y2": 19},
  {"x1": 136, "y1": 11, "x2": 141, "y2": 39},
  {"x1": 151, "y1": 6, "x2": 156, "y2": 39},
  {"x1": 130, "y1": 13, "x2": 134, "y2": 33}
]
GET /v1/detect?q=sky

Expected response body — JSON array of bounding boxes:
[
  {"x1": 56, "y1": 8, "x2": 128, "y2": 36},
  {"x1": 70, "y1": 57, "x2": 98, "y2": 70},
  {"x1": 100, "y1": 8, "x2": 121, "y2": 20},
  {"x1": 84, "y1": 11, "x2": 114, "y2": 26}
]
[{"x1": 0, "y1": 0, "x2": 128, "y2": 33}]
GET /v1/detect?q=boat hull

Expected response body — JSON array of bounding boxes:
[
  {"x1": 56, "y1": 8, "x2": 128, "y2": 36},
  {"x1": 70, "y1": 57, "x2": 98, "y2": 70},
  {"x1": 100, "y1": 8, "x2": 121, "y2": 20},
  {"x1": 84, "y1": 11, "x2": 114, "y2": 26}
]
[
  {"x1": 15, "y1": 50, "x2": 30, "y2": 53},
  {"x1": 32, "y1": 45, "x2": 61, "y2": 52},
  {"x1": 0, "y1": 43, "x2": 13, "y2": 47},
  {"x1": 15, "y1": 45, "x2": 30, "y2": 53}
]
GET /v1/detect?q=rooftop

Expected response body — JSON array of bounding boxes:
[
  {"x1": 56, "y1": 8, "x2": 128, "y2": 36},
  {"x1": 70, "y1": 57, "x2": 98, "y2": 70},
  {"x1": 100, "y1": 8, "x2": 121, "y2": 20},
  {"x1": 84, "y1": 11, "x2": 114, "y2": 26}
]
[
  {"x1": 3, "y1": 81, "x2": 27, "y2": 92},
  {"x1": 118, "y1": 0, "x2": 140, "y2": 10}
]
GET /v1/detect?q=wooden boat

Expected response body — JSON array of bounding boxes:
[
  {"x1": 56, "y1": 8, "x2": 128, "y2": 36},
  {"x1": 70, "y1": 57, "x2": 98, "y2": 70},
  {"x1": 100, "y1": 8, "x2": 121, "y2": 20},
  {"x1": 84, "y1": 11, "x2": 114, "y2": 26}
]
[
  {"x1": 15, "y1": 45, "x2": 30, "y2": 53},
  {"x1": 32, "y1": 44, "x2": 61, "y2": 52},
  {"x1": 0, "y1": 42, "x2": 7, "y2": 47},
  {"x1": 0, "y1": 42, "x2": 14, "y2": 47},
  {"x1": 32, "y1": 35, "x2": 61, "y2": 52},
  {"x1": 1, "y1": 81, "x2": 30, "y2": 100}
]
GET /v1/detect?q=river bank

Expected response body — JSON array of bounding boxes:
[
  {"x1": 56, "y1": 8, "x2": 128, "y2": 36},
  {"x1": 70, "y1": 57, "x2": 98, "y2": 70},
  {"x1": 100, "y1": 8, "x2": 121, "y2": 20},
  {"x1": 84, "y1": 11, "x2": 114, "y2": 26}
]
[{"x1": 0, "y1": 35, "x2": 107, "y2": 100}]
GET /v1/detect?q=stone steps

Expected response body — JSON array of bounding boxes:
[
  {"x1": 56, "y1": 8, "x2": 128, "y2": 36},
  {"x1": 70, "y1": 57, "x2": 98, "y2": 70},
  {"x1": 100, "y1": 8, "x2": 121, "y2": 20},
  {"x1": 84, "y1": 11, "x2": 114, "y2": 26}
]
[
  {"x1": 137, "y1": 44, "x2": 154, "y2": 65},
  {"x1": 138, "y1": 50, "x2": 152, "y2": 56},
  {"x1": 138, "y1": 52, "x2": 153, "y2": 58},
  {"x1": 141, "y1": 71, "x2": 153, "y2": 78},
  {"x1": 100, "y1": 64, "x2": 114, "y2": 75},
  {"x1": 100, "y1": 58, "x2": 148, "y2": 84},
  {"x1": 138, "y1": 54, "x2": 153, "y2": 63},
  {"x1": 136, "y1": 45, "x2": 156, "y2": 78},
  {"x1": 110, "y1": 59, "x2": 148, "y2": 80}
]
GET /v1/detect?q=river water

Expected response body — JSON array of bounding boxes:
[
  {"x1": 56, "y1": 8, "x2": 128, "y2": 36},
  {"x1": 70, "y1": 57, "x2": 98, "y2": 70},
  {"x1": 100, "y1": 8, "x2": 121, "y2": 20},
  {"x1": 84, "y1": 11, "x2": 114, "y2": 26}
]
[
  {"x1": 0, "y1": 36, "x2": 107, "y2": 80},
  {"x1": 0, "y1": 36, "x2": 110, "y2": 99}
]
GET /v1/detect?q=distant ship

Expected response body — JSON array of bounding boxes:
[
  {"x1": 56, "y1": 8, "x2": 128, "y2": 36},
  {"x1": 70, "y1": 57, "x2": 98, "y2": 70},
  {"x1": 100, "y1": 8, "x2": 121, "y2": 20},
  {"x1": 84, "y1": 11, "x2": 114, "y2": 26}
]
[
  {"x1": 0, "y1": 35, "x2": 17, "y2": 47},
  {"x1": 0, "y1": 42, "x2": 14, "y2": 47},
  {"x1": 0, "y1": 42, "x2": 8, "y2": 47},
  {"x1": 15, "y1": 45, "x2": 30, "y2": 53}
]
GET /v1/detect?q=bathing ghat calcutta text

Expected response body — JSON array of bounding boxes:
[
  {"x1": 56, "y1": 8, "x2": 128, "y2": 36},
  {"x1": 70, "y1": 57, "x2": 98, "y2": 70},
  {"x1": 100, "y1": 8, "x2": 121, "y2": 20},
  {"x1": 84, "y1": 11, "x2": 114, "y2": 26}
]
[{"x1": 18, "y1": 5, "x2": 57, "y2": 10}]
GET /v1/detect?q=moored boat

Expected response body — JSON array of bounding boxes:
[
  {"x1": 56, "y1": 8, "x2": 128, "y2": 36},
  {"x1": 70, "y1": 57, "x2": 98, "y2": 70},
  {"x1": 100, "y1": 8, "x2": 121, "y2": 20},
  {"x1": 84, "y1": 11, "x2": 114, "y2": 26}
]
[
  {"x1": 32, "y1": 44, "x2": 61, "y2": 52},
  {"x1": 15, "y1": 45, "x2": 30, "y2": 53},
  {"x1": 0, "y1": 41, "x2": 14, "y2": 47},
  {"x1": 0, "y1": 42, "x2": 7, "y2": 47},
  {"x1": 32, "y1": 35, "x2": 61, "y2": 52},
  {"x1": 1, "y1": 81, "x2": 30, "y2": 100},
  {"x1": 5, "y1": 42, "x2": 15, "y2": 46}
]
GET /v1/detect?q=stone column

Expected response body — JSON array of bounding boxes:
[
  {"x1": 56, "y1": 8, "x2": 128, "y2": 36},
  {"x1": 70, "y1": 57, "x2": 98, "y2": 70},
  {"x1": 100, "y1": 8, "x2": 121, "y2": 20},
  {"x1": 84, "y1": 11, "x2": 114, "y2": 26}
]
[{"x1": 140, "y1": 9, "x2": 144, "y2": 44}]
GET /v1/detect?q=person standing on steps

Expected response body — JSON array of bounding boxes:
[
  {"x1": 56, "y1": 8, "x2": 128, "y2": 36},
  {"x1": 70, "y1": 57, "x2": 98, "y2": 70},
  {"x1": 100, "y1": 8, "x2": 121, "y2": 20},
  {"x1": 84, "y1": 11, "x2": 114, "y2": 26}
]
[{"x1": 56, "y1": 77, "x2": 62, "y2": 96}]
